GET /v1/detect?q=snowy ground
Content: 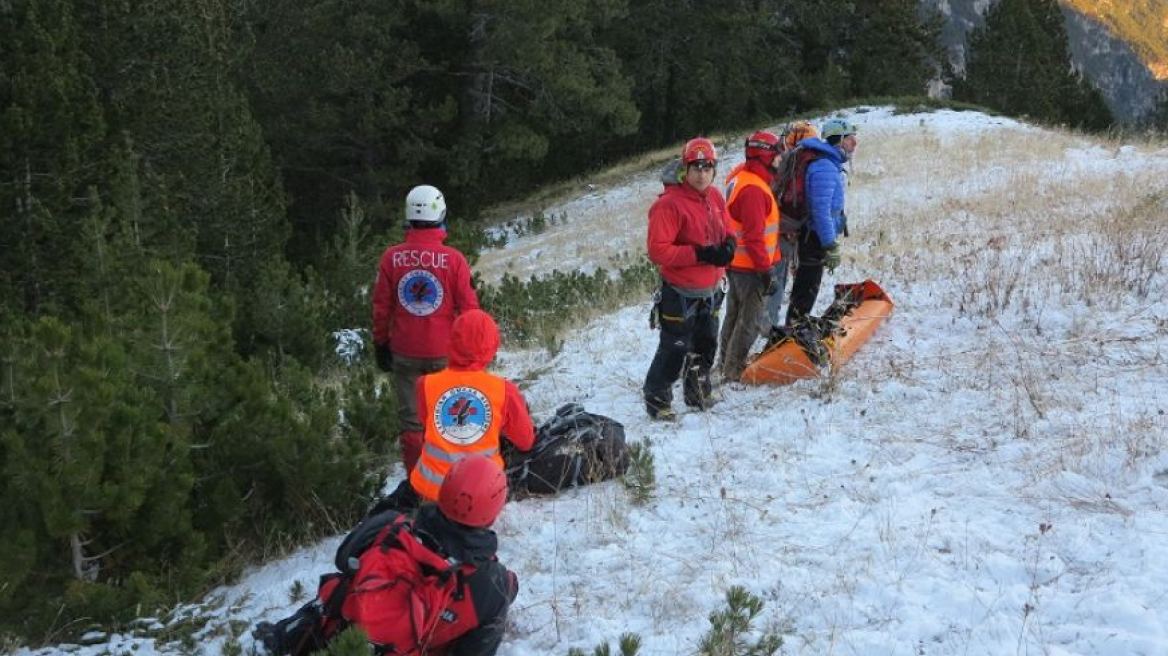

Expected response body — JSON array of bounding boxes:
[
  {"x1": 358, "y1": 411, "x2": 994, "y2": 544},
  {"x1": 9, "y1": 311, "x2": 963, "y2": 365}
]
[{"x1": 17, "y1": 109, "x2": 1168, "y2": 656}]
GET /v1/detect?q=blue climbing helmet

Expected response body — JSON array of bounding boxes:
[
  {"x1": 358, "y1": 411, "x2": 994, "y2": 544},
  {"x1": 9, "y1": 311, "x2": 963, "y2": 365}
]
[{"x1": 820, "y1": 118, "x2": 858, "y2": 141}]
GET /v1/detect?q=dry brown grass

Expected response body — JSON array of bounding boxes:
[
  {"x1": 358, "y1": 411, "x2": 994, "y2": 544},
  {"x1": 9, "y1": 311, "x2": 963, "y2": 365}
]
[{"x1": 847, "y1": 117, "x2": 1168, "y2": 491}]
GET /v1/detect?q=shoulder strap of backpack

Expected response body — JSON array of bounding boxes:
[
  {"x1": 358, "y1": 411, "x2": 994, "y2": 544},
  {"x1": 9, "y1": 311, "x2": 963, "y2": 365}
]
[
  {"x1": 775, "y1": 147, "x2": 801, "y2": 197},
  {"x1": 335, "y1": 511, "x2": 403, "y2": 573}
]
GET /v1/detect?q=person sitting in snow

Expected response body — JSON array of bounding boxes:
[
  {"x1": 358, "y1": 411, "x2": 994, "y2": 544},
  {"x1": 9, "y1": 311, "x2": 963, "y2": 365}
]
[
  {"x1": 253, "y1": 455, "x2": 519, "y2": 656},
  {"x1": 374, "y1": 309, "x2": 535, "y2": 512}
]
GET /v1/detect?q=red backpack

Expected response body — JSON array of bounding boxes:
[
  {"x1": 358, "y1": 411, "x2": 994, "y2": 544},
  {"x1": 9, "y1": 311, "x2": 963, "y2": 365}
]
[
  {"x1": 253, "y1": 514, "x2": 477, "y2": 656},
  {"x1": 339, "y1": 518, "x2": 474, "y2": 652},
  {"x1": 774, "y1": 146, "x2": 821, "y2": 234}
]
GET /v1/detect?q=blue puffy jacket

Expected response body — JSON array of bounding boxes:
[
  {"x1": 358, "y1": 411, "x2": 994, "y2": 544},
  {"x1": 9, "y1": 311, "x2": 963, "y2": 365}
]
[{"x1": 797, "y1": 138, "x2": 847, "y2": 248}]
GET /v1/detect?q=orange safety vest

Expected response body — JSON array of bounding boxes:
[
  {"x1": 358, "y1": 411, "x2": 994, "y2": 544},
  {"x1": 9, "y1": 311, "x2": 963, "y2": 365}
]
[
  {"x1": 410, "y1": 369, "x2": 507, "y2": 501},
  {"x1": 725, "y1": 168, "x2": 779, "y2": 270}
]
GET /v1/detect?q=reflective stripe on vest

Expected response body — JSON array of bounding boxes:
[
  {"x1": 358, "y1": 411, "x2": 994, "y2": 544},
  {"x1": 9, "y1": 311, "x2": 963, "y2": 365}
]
[
  {"x1": 725, "y1": 169, "x2": 779, "y2": 270},
  {"x1": 410, "y1": 370, "x2": 507, "y2": 501}
]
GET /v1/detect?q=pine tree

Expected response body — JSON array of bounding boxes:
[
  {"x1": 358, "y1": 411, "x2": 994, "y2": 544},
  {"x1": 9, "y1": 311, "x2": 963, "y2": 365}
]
[
  {"x1": 0, "y1": 316, "x2": 197, "y2": 629},
  {"x1": 239, "y1": 256, "x2": 330, "y2": 367},
  {"x1": 774, "y1": 0, "x2": 855, "y2": 109},
  {"x1": 319, "y1": 193, "x2": 384, "y2": 332},
  {"x1": 607, "y1": 1, "x2": 801, "y2": 148},
  {"x1": 0, "y1": 0, "x2": 107, "y2": 312},
  {"x1": 843, "y1": 0, "x2": 942, "y2": 98},
  {"x1": 238, "y1": 0, "x2": 429, "y2": 258},
  {"x1": 955, "y1": 0, "x2": 1113, "y2": 130},
  {"x1": 190, "y1": 355, "x2": 376, "y2": 544},
  {"x1": 76, "y1": 1, "x2": 289, "y2": 297},
  {"x1": 417, "y1": 0, "x2": 641, "y2": 205},
  {"x1": 1, "y1": 0, "x2": 384, "y2": 635},
  {"x1": 1146, "y1": 87, "x2": 1168, "y2": 132}
]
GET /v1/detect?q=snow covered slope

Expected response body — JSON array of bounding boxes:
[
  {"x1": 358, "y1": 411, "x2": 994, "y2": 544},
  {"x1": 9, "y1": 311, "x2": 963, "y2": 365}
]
[{"x1": 18, "y1": 108, "x2": 1168, "y2": 656}]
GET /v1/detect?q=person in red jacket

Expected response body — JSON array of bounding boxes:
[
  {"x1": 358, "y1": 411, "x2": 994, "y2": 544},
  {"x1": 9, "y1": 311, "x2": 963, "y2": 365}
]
[
  {"x1": 718, "y1": 130, "x2": 782, "y2": 380},
  {"x1": 643, "y1": 137, "x2": 735, "y2": 421},
  {"x1": 372, "y1": 185, "x2": 480, "y2": 471},
  {"x1": 373, "y1": 309, "x2": 535, "y2": 511}
]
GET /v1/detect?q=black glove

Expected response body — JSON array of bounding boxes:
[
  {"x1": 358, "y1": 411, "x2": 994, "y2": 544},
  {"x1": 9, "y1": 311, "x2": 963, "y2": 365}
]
[
  {"x1": 367, "y1": 479, "x2": 419, "y2": 517},
  {"x1": 824, "y1": 244, "x2": 841, "y2": 273},
  {"x1": 374, "y1": 342, "x2": 394, "y2": 372},
  {"x1": 694, "y1": 237, "x2": 736, "y2": 267},
  {"x1": 756, "y1": 269, "x2": 777, "y2": 296}
]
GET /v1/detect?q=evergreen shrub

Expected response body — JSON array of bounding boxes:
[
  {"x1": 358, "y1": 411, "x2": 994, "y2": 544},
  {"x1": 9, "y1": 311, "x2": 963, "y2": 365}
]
[
  {"x1": 697, "y1": 586, "x2": 784, "y2": 656},
  {"x1": 478, "y1": 259, "x2": 657, "y2": 347}
]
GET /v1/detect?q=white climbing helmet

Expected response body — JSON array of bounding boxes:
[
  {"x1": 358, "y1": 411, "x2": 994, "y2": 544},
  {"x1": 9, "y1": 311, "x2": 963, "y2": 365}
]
[{"x1": 405, "y1": 185, "x2": 447, "y2": 224}]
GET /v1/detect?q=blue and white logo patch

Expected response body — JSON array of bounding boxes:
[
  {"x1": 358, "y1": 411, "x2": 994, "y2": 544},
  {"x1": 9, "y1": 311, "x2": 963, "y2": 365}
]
[
  {"x1": 397, "y1": 269, "x2": 444, "y2": 316},
  {"x1": 434, "y1": 387, "x2": 493, "y2": 445}
]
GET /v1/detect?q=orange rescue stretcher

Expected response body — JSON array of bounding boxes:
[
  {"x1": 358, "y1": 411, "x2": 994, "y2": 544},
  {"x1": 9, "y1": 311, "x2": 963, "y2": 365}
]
[{"x1": 741, "y1": 279, "x2": 894, "y2": 386}]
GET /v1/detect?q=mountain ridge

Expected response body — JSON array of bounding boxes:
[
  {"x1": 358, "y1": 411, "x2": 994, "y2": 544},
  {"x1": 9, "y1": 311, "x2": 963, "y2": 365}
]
[
  {"x1": 924, "y1": 0, "x2": 1167, "y2": 122},
  {"x1": 1061, "y1": 0, "x2": 1168, "y2": 80}
]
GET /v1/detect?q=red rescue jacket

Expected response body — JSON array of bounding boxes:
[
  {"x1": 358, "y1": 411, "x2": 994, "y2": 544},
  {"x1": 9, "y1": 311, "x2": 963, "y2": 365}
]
[
  {"x1": 646, "y1": 178, "x2": 731, "y2": 289},
  {"x1": 372, "y1": 229, "x2": 479, "y2": 359}
]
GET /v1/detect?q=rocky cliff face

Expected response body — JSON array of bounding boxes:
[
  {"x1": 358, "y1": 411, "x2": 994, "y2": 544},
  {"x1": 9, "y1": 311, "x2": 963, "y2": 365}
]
[
  {"x1": 922, "y1": 0, "x2": 1166, "y2": 122},
  {"x1": 1062, "y1": 8, "x2": 1163, "y2": 123}
]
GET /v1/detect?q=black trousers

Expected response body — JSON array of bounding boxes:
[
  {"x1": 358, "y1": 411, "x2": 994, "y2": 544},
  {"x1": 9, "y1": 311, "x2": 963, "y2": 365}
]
[
  {"x1": 643, "y1": 281, "x2": 720, "y2": 411},
  {"x1": 786, "y1": 229, "x2": 827, "y2": 326}
]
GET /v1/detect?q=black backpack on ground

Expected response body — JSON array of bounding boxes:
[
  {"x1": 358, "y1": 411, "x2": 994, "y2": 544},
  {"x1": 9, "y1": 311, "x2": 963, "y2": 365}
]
[{"x1": 503, "y1": 404, "x2": 629, "y2": 495}]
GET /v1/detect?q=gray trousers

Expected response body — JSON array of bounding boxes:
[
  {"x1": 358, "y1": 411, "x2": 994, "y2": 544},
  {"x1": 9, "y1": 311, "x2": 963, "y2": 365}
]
[
  {"x1": 763, "y1": 236, "x2": 799, "y2": 332},
  {"x1": 718, "y1": 270, "x2": 769, "y2": 380},
  {"x1": 393, "y1": 354, "x2": 447, "y2": 432}
]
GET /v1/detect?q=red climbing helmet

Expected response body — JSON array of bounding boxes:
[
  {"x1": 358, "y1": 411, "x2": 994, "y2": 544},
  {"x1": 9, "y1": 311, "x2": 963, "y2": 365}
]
[
  {"x1": 681, "y1": 137, "x2": 718, "y2": 165},
  {"x1": 438, "y1": 454, "x2": 508, "y2": 528},
  {"x1": 744, "y1": 130, "x2": 781, "y2": 166}
]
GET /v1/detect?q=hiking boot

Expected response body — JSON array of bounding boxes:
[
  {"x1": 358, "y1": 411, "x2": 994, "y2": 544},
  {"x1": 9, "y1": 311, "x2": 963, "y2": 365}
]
[
  {"x1": 685, "y1": 388, "x2": 721, "y2": 411},
  {"x1": 646, "y1": 403, "x2": 677, "y2": 421},
  {"x1": 765, "y1": 325, "x2": 793, "y2": 350},
  {"x1": 252, "y1": 622, "x2": 278, "y2": 656}
]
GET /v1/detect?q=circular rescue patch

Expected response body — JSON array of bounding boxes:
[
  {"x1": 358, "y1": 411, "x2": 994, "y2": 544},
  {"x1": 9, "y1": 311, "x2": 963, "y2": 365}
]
[
  {"x1": 397, "y1": 269, "x2": 444, "y2": 316},
  {"x1": 433, "y1": 387, "x2": 493, "y2": 445}
]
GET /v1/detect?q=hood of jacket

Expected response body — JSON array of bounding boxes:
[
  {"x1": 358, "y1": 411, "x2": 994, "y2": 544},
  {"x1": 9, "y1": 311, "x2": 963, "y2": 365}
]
[
  {"x1": 659, "y1": 157, "x2": 685, "y2": 187},
  {"x1": 447, "y1": 309, "x2": 500, "y2": 370},
  {"x1": 413, "y1": 504, "x2": 499, "y2": 564},
  {"x1": 405, "y1": 226, "x2": 449, "y2": 245},
  {"x1": 724, "y1": 159, "x2": 776, "y2": 188},
  {"x1": 798, "y1": 137, "x2": 846, "y2": 165}
]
